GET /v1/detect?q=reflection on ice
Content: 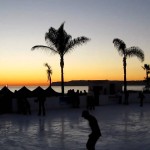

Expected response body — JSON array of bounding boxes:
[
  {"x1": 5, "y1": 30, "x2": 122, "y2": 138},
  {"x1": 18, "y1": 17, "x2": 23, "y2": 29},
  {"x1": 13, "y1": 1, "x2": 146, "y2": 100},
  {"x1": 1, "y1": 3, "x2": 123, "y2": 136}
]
[{"x1": 0, "y1": 104, "x2": 150, "y2": 150}]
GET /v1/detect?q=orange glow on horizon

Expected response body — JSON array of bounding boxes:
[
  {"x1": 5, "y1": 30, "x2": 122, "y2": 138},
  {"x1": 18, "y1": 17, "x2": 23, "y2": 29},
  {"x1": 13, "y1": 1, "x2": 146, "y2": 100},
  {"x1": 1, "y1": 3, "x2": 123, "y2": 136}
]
[
  {"x1": 0, "y1": 77, "x2": 144, "y2": 86},
  {"x1": 0, "y1": 72, "x2": 145, "y2": 86},
  {"x1": 0, "y1": 65, "x2": 145, "y2": 86}
]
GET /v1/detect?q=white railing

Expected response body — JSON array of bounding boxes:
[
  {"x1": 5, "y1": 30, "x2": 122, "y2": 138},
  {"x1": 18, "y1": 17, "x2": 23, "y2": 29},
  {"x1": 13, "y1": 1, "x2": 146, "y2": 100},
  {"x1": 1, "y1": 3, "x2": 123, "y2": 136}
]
[{"x1": 11, "y1": 93, "x2": 150, "y2": 112}]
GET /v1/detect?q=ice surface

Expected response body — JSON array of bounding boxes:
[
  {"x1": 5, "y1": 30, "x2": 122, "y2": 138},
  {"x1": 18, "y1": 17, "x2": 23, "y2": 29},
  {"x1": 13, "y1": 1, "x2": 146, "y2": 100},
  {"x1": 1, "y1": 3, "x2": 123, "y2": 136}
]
[{"x1": 0, "y1": 104, "x2": 150, "y2": 150}]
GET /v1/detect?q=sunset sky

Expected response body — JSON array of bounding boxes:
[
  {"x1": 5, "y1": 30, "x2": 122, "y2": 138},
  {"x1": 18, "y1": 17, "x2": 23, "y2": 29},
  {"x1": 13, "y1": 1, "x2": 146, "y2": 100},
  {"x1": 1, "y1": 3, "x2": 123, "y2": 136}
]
[{"x1": 0, "y1": 0, "x2": 150, "y2": 86}]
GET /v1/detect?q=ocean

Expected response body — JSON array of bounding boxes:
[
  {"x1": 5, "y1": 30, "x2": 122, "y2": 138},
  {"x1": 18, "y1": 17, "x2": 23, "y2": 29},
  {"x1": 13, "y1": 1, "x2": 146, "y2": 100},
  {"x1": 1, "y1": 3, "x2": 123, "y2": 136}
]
[{"x1": 0, "y1": 85, "x2": 145, "y2": 93}]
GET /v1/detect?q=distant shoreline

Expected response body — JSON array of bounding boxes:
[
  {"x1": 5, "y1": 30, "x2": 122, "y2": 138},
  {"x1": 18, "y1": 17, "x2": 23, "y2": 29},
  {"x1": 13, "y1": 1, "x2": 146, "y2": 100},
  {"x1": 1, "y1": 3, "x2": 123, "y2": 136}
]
[
  {"x1": 51, "y1": 80, "x2": 145, "y2": 86},
  {"x1": 0, "y1": 80, "x2": 145, "y2": 87}
]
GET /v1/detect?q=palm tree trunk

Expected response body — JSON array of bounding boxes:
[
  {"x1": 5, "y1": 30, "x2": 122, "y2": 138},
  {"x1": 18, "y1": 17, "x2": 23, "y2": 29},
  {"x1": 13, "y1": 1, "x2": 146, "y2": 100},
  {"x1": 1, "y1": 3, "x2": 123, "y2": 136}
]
[
  {"x1": 123, "y1": 57, "x2": 128, "y2": 105},
  {"x1": 60, "y1": 56, "x2": 64, "y2": 96},
  {"x1": 50, "y1": 76, "x2": 51, "y2": 88},
  {"x1": 146, "y1": 71, "x2": 149, "y2": 88}
]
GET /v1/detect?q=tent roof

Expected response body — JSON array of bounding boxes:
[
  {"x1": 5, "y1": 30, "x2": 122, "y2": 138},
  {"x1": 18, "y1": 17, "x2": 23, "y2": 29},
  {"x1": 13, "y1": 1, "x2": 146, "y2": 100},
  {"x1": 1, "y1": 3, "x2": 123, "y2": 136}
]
[
  {"x1": 0, "y1": 86, "x2": 13, "y2": 96},
  {"x1": 45, "y1": 86, "x2": 61, "y2": 96},
  {"x1": 15, "y1": 86, "x2": 31, "y2": 98}
]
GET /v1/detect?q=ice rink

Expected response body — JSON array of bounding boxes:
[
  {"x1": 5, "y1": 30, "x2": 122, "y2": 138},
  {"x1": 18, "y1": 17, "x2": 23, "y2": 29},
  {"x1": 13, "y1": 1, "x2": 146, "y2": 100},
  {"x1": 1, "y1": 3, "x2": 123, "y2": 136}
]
[{"x1": 0, "y1": 104, "x2": 150, "y2": 150}]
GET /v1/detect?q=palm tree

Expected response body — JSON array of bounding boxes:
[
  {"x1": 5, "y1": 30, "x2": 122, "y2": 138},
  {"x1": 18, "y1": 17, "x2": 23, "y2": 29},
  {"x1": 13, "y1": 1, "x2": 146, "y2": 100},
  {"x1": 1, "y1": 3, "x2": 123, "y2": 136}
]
[
  {"x1": 44, "y1": 63, "x2": 52, "y2": 87},
  {"x1": 32, "y1": 22, "x2": 90, "y2": 96},
  {"x1": 142, "y1": 64, "x2": 150, "y2": 90},
  {"x1": 113, "y1": 38, "x2": 144, "y2": 104}
]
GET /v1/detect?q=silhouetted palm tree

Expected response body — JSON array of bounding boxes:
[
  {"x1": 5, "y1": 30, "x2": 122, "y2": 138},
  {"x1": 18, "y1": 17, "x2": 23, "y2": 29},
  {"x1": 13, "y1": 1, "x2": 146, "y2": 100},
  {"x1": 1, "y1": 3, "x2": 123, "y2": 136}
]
[
  {"x1": 113, "y1": 38, "x2": 144, "y2": 104},
  {"x1": 32, "y1": 22, "x2": 90, "y2": 96},
  {"x1": 142, "y1": 64, "x2": 150, "y2": 90},
  {"x1": 44, "y1": 63, "x2": 52, "y2": 87}
]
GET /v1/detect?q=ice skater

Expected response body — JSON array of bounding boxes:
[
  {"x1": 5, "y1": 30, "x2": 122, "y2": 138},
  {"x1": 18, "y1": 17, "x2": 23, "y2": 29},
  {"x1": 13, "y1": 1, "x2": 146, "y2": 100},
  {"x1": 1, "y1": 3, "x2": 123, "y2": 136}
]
[{"x1": 82, "y1": 110, "x2": 101, "y2": 150}]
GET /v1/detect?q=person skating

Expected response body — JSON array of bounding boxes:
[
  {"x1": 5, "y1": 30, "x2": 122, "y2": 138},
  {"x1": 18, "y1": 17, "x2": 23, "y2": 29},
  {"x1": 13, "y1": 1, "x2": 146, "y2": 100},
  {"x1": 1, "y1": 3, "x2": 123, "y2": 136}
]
[{"x1": 82, "y1": 110, "x2": 101, "y2": 150}]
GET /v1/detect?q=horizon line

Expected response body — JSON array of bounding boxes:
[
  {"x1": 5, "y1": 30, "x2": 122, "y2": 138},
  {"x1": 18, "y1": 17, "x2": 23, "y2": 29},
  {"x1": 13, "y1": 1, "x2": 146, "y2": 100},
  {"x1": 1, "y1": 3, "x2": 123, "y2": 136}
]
[{"x1": 0, "y1": 79, "x2": 144, "y2": 87}]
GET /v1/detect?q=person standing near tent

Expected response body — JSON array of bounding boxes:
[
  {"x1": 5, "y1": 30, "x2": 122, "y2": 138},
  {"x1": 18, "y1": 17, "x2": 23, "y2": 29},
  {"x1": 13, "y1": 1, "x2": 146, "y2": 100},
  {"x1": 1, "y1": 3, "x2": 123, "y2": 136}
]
[
  {"x1": 38, "y1": 94, "x2": 46, "y2": 116},
  {"x1": 82, "y1": 110, "x2": 101, "y2": 150},
  {"x1": 138, "y1": 91, "x2": 145, "y2": 107},
  {"x1": 87, "y1": 87, "x2": 95, "y2": 110}
]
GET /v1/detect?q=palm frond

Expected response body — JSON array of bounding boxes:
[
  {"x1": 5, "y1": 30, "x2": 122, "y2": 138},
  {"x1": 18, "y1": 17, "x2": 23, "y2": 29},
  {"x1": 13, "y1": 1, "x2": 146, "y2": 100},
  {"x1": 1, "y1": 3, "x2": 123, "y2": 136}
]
[
  {"x1": 44, "y1": 63, "x2": 52, "y2": 80},
  {"x1": 56, "y1": 23, "x2": 72, "y2": 53},
  {"x1": 144, "y1": 64, "x2": 150, "y2": 70},
  {"x1": 44, "y1": 63, "x2": 50, "y2": 69},
  {"x1": 45, "y1": 27, "x2": 57, "y2": 47},
  {"x1": 31, "y1": 45, "x2": 50, "y2": 51},
  {"x1": 45, "y1": 23, "x2": 70, "y2": 55},
  {"x1": 113, "y1": 38, "x2": 126, "y2": 55},
  {"x1": 31, "y1": 45, "x2": 58, "y2": 54},
  {"x1": 126, "y1": 46, "x2": 144, "y2": 62},
  {"x1": 65, "y1": 36, "x2": 90, "y2": 54},
  {"x1": 47, "y1": 69, "x2": 52, "y2": 75},
  {"x1": 58, "y1": 22, "x2": 65, "y2": 32}
]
